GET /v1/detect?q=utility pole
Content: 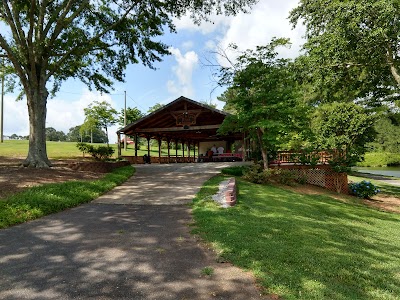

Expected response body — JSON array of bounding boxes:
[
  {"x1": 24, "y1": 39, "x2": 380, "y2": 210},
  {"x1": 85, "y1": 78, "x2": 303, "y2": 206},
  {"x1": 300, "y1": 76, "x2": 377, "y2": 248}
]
[
  {"x1": 124, "y1": 91, "x2": 127, "y2": 151},
  {"x1": 0, "y1": 58, "x2": 4, "y2": 143}
]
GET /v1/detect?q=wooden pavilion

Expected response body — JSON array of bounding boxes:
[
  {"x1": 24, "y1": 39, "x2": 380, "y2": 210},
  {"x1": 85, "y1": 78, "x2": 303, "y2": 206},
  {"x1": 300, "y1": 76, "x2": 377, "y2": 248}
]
[{"x1": 116, "y1": 96, "x2": 246, "y2": 163}]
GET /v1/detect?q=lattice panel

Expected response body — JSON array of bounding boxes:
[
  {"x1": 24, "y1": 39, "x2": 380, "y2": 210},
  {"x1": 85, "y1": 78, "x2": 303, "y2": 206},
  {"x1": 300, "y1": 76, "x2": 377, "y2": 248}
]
[
  {"x1": 273, "y1": 166, "x2": 348, "y2": 194},
  {"x1": 324, "y1": 172, "x2": 349, "y2": 194}
]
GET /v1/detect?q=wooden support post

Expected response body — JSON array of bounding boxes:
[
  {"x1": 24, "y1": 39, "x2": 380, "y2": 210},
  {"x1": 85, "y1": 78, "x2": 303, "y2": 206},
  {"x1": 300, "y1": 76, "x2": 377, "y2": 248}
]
[
  {"x1": 193, "y1": 141, "x2": 195, "y2": 159},
  {"x1": 175, "y1": 139, "x2": 178, "y2": 163},
  {"x1": 188, "y1": 141, "x2": 191, "y2": 160},
  {"x1": 158, "y1": 136, "x2": 162, "y2": 163},
  {"x1": 182, "y1": 140, "x2": 185, "y2": 161},
  {"x1": 117, "y1": 133, "x2": 121, "y2": 157},
  {"x1": 167, "y1": 138, "x2": 171, "y2": 163},
  {"x1": 134, "y1": 134, "x2": 138, "y2": 157},
  {"x1": 147, "y1": 135, "x2": 151, "y2": 157}
]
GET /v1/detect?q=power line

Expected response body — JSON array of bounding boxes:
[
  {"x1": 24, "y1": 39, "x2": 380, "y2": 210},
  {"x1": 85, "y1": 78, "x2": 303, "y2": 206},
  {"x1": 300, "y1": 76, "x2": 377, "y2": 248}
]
[
  {"x1": 127, "y1": 94, "x2": 147, "y2": 112},
  {"x1": 58, "y1": 90, "x2": 125, "y2": 96}
]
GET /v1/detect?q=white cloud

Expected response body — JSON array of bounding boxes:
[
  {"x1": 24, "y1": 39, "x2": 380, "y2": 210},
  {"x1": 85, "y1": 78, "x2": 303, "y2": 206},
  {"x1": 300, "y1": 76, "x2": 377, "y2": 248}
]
[
  {"x1": 216, "y1": 1, "x2": 305, "y2": 63},
  {"x1": 167, "y1": 47, "x2": 199, "y2": 98},
  {"x1": 3, "y1": 89, "x2": 119, "y2": 143},
  {"x1": 174, "y1": 1, "x2": 305, "y2": 65},
  {"x1": 181, "y1": 40, "x2": 194, "y2": 50},
  {"x1": 3, "y1": 95, "x2": 29, "y2": 137},
  {"x1": 174, "y1": 14, "x2": 231, "y2": 35}
]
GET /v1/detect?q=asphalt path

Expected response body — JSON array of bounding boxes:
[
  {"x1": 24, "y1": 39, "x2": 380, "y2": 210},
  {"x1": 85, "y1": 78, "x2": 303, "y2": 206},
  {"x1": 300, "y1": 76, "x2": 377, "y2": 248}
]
[{"x1": 0, "y1": 162, "x2": 266, "y2": 300}]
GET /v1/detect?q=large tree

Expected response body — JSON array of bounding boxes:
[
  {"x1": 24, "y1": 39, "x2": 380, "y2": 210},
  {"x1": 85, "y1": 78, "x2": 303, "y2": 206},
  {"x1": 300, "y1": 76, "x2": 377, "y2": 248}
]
[
  {"x1": 218, "y1": 39, "x2": 307, "y2": 169},
  {"x1": 290, "y1": 0, "x2": 400, "y2": 105},
  {"x1": 0, "y1": 0, "x2": 257, "y2": 167}
]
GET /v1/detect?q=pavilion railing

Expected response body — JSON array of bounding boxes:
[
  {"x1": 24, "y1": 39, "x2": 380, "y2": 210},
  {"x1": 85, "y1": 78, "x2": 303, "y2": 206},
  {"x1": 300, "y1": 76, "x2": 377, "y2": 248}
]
[{"x1": 273, "y1": 151, "x2": 333, "y2": 165}]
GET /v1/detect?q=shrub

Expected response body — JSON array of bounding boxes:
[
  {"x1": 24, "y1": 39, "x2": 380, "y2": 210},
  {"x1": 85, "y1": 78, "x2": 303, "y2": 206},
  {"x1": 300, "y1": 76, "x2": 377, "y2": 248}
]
[
  {"x1": 243, "y1": 164, "x2": 265, "y2": 184},
  {"x1": 242, "y1": 164, "x2": 296, "y2": 185},
  {"x1": 90, "y1": 146, "x2": 115, "y2": 160},
  {"x1": 221, "y1": 166, "x2": 247, "y2": 176},
  {"x1": 76, "y1": 143, "x2": 115, "y2": 160},
  {"x1": 349, "y1": 180, "x2": 380, "y2": 199},
  {"x1": 76, "y1": 142, "x2": 93, "y2": 156}
]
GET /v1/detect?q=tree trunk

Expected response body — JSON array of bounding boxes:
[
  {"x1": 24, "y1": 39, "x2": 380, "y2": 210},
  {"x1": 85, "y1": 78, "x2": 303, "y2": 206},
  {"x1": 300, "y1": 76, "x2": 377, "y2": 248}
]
[
  {"x1": 256, "y1": 128, "x2": 268, "y2": 170},
  {"x1": 386, "y1": 45, "x2": 400, "y2": 86},
  {"x1": 23, "y1": 85, "x2": 52, "y2": 168}
]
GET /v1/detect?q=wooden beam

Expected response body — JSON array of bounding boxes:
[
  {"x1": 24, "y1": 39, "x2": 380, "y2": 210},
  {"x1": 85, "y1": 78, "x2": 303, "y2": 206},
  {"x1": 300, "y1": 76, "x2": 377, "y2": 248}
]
[{"x1": 137, "y1": 125, "x2": 220, "y2": 133}]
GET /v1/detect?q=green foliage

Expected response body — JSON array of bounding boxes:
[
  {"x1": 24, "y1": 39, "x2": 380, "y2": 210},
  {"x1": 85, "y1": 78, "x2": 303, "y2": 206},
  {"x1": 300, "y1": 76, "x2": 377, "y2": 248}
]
[
  {"x1": 290, "y1": 0, "x2": 400, "y2": 105},
  {"x1": 312, "y1": 102, "x2": 375, "y2": 170},
  {"x1": 221, "y1": 166, "x2": 247, "y2": 177},
  {"x1": 349, "y1": 180, "x2": 380, "y2": 199},
  {"x1": 348, "y1": 173, "x2": 400, "y2": 198},
  {"x1": 192, "y1": 176, "x2": 400, "y2": 299},
  {"x1": 76, "y1": 142, "x2": 114, "y2": 160},
  {"x1": 67, "y1": 125, "x2": 107, "y2": 143},
  {"x1": 76, "y1": 142, "x2": 92, "y2": 155},
  {"x1": 295, "y1": 149, "x2": 320, "y2": 167},
  {"x1": 91, "y1": 146, "x2": 115, "y2": 161},
  {"x1": 0, "y1": 166, "x2": 134, "y2": 229},
  {"x1": 84, "y1": 100, "x2": 118, "y2": 145},
  {"x1": 357, "y1": 152, "x2": 400, "y2": 167},
  {"x1": 369, "y1": 114, "x2": 400, "y2": 153},
  {"x1": 147, "y1": 103, "x2": 165, "y2": 113},
  {"x1": 45, "y1": 127, "x2": 67, "y2": 141},
  {"x1": 242, "y1": 164, "x2": 296, "y2": 185},
  {"x1": 218, "y1": 39, "x2": 310, "y2": 167},
  {"x1": 200, "y1": 267, "x2": 214, "y2": 276},
  {"x1": 118, "y1": 107, "x2": 144, "y2": 128}
]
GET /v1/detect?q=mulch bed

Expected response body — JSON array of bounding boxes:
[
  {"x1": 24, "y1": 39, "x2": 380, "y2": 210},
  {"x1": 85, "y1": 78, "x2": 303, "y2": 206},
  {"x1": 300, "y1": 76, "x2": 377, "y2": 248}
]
[{"x1": 0, "y1": 157, "x2": 105, "y2": 199}]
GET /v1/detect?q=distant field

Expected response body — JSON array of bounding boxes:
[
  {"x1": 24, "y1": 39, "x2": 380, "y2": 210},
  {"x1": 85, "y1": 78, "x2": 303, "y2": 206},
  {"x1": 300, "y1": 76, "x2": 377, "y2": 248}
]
[{"x1": 0, "y1": 140, "x2": 186, "y2": 160}]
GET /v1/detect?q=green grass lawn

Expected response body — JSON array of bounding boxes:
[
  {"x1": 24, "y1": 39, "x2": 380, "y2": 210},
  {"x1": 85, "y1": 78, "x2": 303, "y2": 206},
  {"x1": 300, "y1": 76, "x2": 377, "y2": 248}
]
[
  {"x1": 192, "y1": 175, "x2": 400, "y2": 300},
  {"x1": 0, "y1": 140, "x2": 186, "y2": 160},
  {"x1": 349, "y1": 173, "x2": 400, "y2": 198},
  {"x1": 0, "y1": 165, "x2": 134, "y2": 228}
]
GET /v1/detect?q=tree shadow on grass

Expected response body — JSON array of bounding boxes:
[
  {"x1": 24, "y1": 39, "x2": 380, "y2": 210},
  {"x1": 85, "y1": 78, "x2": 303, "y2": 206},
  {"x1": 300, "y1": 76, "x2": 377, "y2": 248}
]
[
  {"x1": 193, "y1": 178, "x2": 400, "y2": 299},
  {"x1": 0, "y1": 203, "x2": 265, "y2": 299}
]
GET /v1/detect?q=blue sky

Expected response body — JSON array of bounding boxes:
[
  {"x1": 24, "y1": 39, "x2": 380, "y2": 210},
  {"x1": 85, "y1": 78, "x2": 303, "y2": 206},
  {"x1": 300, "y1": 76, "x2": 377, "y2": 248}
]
[{"x1": 3, "y1": 1, "x2": 305, "y2": 143}]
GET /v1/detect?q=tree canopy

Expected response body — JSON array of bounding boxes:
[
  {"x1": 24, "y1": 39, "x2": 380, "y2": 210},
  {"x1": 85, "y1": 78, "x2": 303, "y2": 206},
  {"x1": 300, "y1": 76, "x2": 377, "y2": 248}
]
[
  {"x1": 147, "y1": 103, "x2": 165, "y2": 113},
  {"x1": 84, "y1": 101, "x2": 117, "y2": 147},
  {"x1": 118, "y1": 107, "x2": 144, "y2": 128},
  {"x1": 311, "y1": 102, "x2": 375, "y2": 169},
  {"x1": 290, "y1": 0, "x2": 400, "y2": 105},
  {"x1": 0, "y1": 0, "x2": 257, "y2": 167},
  {"x1": 218, "y1": 39, "x2": 307, "y2": 168}
]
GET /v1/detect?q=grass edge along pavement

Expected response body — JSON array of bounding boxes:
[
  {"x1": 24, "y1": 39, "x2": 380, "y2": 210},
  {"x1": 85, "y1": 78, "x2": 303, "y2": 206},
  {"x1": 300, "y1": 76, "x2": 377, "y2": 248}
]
[
  {"x1": 191, "y1": 173, "x2": 400, "y2": 300},
  {"x1": 0, "y1": 165, "x2": 134, "y2": 229}
]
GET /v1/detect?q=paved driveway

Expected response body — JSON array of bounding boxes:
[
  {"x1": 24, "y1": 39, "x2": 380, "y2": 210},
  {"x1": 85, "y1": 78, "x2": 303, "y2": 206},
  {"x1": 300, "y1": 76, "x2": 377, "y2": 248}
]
[{"x1": 0, "y1": 162, "x2": 266, "y2": 300}]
